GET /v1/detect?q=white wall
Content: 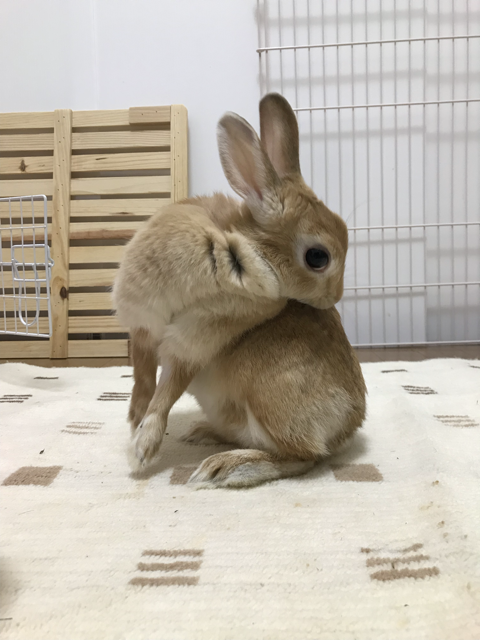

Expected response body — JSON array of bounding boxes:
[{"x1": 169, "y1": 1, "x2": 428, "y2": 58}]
[{"x1": 0, "y1": 0, "x2": 260, "y2": 197}]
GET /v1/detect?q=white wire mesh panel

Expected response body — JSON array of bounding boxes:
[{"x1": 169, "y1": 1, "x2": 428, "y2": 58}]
[
  {"x1": 257, "y1": 0, "x2": 480, "y2": 346},
  {"x1": 0, "y1": 195, "x2": 53, "y2": 338}
]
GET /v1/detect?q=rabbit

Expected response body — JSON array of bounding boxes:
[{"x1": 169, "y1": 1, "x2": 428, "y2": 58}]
[{"x1": 112, "y1": 93, "x2": 366, "y2": 487}]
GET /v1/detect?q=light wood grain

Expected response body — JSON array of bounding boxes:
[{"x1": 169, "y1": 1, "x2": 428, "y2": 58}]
[
  {"x1": 0, "y1": 179, "x2": 53, "y2": 197},
  {"x1": 4, "y1": 219, "x2": 144, "y2": 242},
  {"x1": 1, "y1": 316, "x2": 50, "y2": 333},
  {"x1": 69, "y1": 245, "x2": 125, "y2": 264},
  {"x1": 70, "y1": 175, "x2": 170, "y2": 196},
  {"x1": 0, "y1": 338, "x2": 129, "y2": 358},
  {"x1": 0, "y1": 133, "x2": 54, "y2": 152},
  {"x1": 0, "y1": 156, "x2": 54, "y2": 175},
  {"x1": 50, "y1": 109, "x2": 72, "y2": 358},
  {"x1": 73, "y1": 108, "x2": 169, "y2": 128},
  {"x1": 0, "y1": 112, "x2": 54, "y2": 130},
  {"x1": 129, "y1": 106, "x2": 171, "y2": 125},
  {"x1": 69, "y1": 315, "x2": 125, "y2": 333},
  {"x1": 70, "y1": 221, "x2": 144, "y2": 240},
  {"x1": 69, "y1": 268, "x2": 118, "y2": 287},
  {"x1": 0, "y1": 247, "x2": 50, "y2": 264},
  {"x1": 70, "y1": 198, "x2": 171, "y2": 216},
  {"x1": 71, "y1": 151, "x2": 170, "y2": 172},
  {"x1": 0, "y1": 297, "x2": 49, "y2": 313},
  {"x1": 0, "y1": 340, "x2": 50, "y2": 358},
  {"x1": 69, "y1": 292, "x2": 114, "y2": 311},
  {"x1": 0, "y1": 199, "x2": 52, "y2": 216},
  {"x1": 71, "y1": 130, "x2": 169, "y2": 150},
  {"x1": 1, "y1": 104, "x2": 187, "y2": 360},
  {"x1": 4, "y1": 226, "x2": 52, "y2": 244},
  {"x1": 170, "y1": 105, "x2": 188, "y2": 201},
  {"x1": 68, "y1": 339, "x2": 129, "y2": 357}
]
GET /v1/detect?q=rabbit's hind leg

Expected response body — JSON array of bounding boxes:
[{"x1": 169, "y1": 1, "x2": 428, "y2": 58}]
[
  {"x1": 188, "y1": 450, "x2": 314, "y2": 488},
  {"x1": 129, "y1": 328, "x2": 159, "y2": 434},
  {"x1": 180, "y1": 420, "x2": 230, "y2": 445}
]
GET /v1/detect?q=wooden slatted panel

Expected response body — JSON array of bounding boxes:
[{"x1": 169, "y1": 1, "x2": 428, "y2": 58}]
[
  {"x1": 2, "y1": 197, "x2": 170, "y2": 217},
  {"x1": 70, "y1": 268, "x2": 118, "y2": 287},
  {"x1": 5, "y1": 218, "x2": 154, "y2": 242},
  {"x1": 71, "y1": 175, "x2": 170, "y2": 196},
  {"x1": 0, "y1": 339, "x2": 129, "y2": 358},
  {"x1": 70, "y1": 198, "x2": 170, "y2": 217},
  {"x1": 71, "y1": 152, "x2": 170, "y2": 172},
  {"x1": 0, "y1": 246, "x2": 50, "y2": 263},
  {"x1": 70, "y1": 221, "x2": 143, "y2": 240},
  {"x1": 0, "y1": 156, "x2": 54, "y2": 175},
  {"x1": 0, "y1": 179, "x2": 53, "y2": 198},
  {"x1": 71, "y1": 130, "x2": 169, "y2": 150},
  {"x1": 69, "y1": 245, "x2": 124, "y2": 264},
  {"x1": 0, "y1": 297, "x2": 49, "y2": 312},
  {"x1": 1, "y1": 104, "x2": 187, "y2": 359},
  {"x1": 4, "y1": 227, "x2": 52, "y2": 244},
  {"x1": 1, "y1": 317, "x2": 50, "y2": 333},
  {"x1": 129, "y1": 106, "x2": 171, "y2": 125},
  {"x1": 0, "y1": 112, "x2": 54, "y2": 129},
  {"x1": 0, "y1": 134, "x2": 54, "y2": 152},
  {"x1": 0, "y1": 151, "x2": 170, "y2": 176},
  {"x1": 69, "y1": 292, "x2": 113, "y2": 311},
  {"x1": 67, "y1": 339, "x2": 129, "y2": 358},
  {"x1": 50, "y1": 109, "x2": 72, "y2": 358},
  {"x1": 0, "y1": 340, "x2": 50, "y2": 357},
  {"x1": 73, "y1": 108, "x2": 170, "y2": 128},
  {"x1": 0, "y1": 199, "x2": 53, "y2": 216},
  {"x1": 69, "y1": 316, "x2": 125, "y2": 333},
  {"x1": 171, "y1": 105, "x2": 188, "y2": 201}
]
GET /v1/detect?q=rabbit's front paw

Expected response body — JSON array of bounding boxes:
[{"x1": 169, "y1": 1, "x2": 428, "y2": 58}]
[
  {"x1": 217, "y1": 232, "x2": 280, "y2": 300},
  {"x1": 129, "y1": 413, "x2": 164, "y2": 469}
]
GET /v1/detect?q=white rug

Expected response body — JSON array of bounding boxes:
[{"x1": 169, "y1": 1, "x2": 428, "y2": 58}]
[{"x1": 1, "y1": 358, "x2": 479, "y2": 640}]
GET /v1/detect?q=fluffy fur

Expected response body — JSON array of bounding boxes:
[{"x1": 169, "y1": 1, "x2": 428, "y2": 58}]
[{"x1": 113, "y1": 93, "x2": 366, "y2": 488}]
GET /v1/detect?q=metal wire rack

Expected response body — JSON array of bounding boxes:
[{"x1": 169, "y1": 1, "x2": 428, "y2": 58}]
[
  {"x1": 0, "y1": 195, "x2": 54, "y2": 338},
  {"x1": 257, "y1": 0, "x2": 480, "y2": 347}
]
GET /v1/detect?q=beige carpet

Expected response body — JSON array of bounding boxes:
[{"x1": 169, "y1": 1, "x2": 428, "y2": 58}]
[{"x1": 1, "y1": 359, "x2": 479, "y2": 639}]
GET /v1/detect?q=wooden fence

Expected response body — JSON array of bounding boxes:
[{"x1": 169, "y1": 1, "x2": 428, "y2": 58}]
[{"x1": 0, "y1": 105, "x2": 188, "y2": 358}]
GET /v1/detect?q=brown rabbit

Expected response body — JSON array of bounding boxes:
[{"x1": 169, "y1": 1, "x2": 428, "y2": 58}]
[{"x1": 113, "y1": 93, "x2": 366, "y2": 487}]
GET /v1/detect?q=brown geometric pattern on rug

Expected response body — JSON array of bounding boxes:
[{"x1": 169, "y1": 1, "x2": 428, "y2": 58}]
[
  {"x1": 402, "y1": 385, "x2": 437, "y2": 395},
  {"x1": 381, "y1": 369, "x2": 408, "y2": 373},
  {"x1": 34, "y1": 376, "x2": 59, "y2": 380},
  {"x1": 331, "y1": 463, "x2": 383, "y2": 482},
  {"x1": 0, "y1": 394, "x2": 32, "y2": 404},
  {"x1": 120, "y1": 374, "x2": 133, "y2": 378},
  {"x1": 2, "y1": 466, "x2": 62, "y2": 486},
  {"x1": 362, "y1": 543, "x2": 440, "y2": 582},
  {"x1": 97, "y1": 392, "x2": 130, "y2": 401},
  {"x1": 469, "y1": 364, "x2": 480, "y2": 369},
  {"x1": 62, "y1": 422, "x2": 104, "y2": 435},
  {"x1": 170, "y1": 465, "x2": 198, "y2": 485},
  {"x1": 130, "y1": 549, "x2": 203, "y2": 586},
  {"x1": 434, "y1": 415, "x2": 478, "y2": 428}
]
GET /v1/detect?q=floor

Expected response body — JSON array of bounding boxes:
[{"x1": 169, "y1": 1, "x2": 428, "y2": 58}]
[{"x1": 1, "y1": 344, "x2": 479, "y2": 368}]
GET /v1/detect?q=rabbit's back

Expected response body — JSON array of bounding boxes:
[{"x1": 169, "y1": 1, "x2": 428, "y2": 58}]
[{"x1": 189, "y1": 301, "x2": 366, "y2": 458}]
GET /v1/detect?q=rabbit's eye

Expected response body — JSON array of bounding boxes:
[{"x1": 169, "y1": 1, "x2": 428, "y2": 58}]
[{"x1": 305, "y1": 247, "x2": 330, "y2": 271}]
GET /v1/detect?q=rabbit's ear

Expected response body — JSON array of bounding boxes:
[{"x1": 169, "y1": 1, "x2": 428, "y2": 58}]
[
  {"x1": 259, "y1": 93, "x2": 300, "y2": 177},
  {"x1": 217, "y1": 112, "x2": 281, "y2": 218}
]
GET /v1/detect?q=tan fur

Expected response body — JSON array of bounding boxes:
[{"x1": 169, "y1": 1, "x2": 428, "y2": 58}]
[{"x1": 113, "y1": 93, "x2": 366, "y2": 486}]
